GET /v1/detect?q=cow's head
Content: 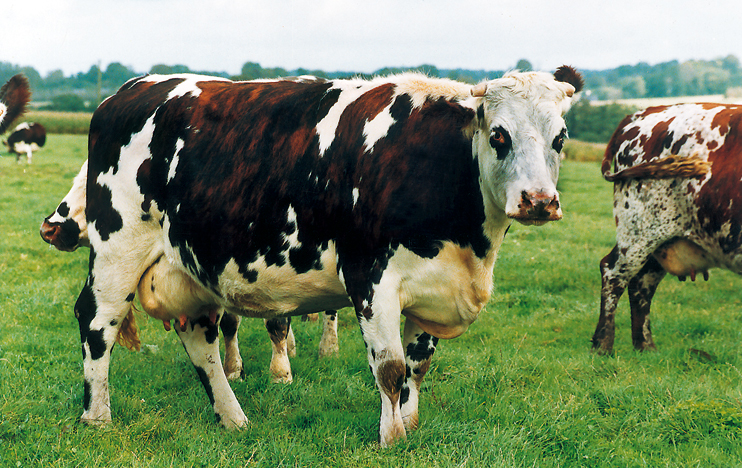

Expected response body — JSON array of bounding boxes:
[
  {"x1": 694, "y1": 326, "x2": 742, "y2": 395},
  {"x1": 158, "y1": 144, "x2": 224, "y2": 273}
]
[
  {"x1": 471, "y1": 65, "x2": 583, "y2": 226},
  {"x1": 40, "y1": 161, "x2": 89, "y2": 251}
]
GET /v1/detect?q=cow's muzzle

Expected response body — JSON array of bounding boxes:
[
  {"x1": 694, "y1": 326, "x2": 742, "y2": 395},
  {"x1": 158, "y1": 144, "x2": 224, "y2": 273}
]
[
  {"x1": 40, "y1": 217, "x2": 82, "y2": 252},
  {"x1": 508, "y1": 190, "x2": 562, "y2": 226}
]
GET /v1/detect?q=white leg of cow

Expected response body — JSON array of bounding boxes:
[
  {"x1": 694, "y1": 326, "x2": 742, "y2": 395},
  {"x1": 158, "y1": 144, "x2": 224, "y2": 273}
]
[
  {"x1": 75, "y1": 257, "x2": 145, "y2": 425},
  {"x1": 176, "y1": 312, "x2": 247, "y2": 428},
  {"x1": 345, "y1": 263, "x2": 406, "y2": 447},
  {"x1": 220, "y1": 313, "x2": 244, "y2": 381},
  {"x1": 287, "y1": 324, "x2": 296, "y2": 358},
  {"x1": 400, "y1": 319, "x2": 438, "y2": 431},
  {"x1": 317, "y1": 310, "x2": 339, "y2": 357},
  {"x1": 265, "y1": 317, "x2": 293, "y2": 383},
  {"x1": 26, "y1": 148, "x2": 32, "y2": 164}
]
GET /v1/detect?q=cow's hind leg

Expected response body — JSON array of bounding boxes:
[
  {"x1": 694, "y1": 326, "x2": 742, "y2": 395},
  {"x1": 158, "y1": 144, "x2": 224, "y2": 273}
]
[
  {"x1": 75, "y1": 249, "x2": 149, "y2": 426},
  {"x1": 318, "y1": 310, "x2": 339, "y2": 357},
  {"x1": 592, "y1": 246, "x2": 623, "y2": 353},
  {"x1": 592, "y1": 242, "x2": 655, "y2": 354},
  {"x1": 176, "y1": 311, "x2": 248, "y2": 428},
  {"x1": 220, "y1": 313, "x2": 244, "y2": 381},
  {"x1": 265, "y1": 317, "x2": 293, "y2": 383},
  {"x1": 627, "y1": 257, "x2": 666, "y2": 351},
  {"x1": 400, "y1": 319, "x2": 438, "y2": 431}
]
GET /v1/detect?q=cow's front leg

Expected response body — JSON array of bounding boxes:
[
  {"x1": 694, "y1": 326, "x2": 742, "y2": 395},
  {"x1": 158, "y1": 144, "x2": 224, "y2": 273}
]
[
  {"x1": 400, "y1": 319, "x2": 438, "y2": 431},
  {"x1": 265, "y1": 317, "x2": 293, "y2": 383},
  {"x1": 344, "y1": 263, "x2": 406, "y2": 447},
  {"x1": 220, "y1": 312, "x2": 244, "y2": 381},
  {"x1": 176, "y1": 311, "x2": 247, "y2": 428},
  {"x1": 627, "y1": 257, "x2": 666, "y2": 351}
]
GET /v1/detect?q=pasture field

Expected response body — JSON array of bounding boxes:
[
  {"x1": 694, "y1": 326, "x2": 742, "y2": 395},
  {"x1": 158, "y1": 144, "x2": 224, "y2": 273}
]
[{"x1": 1, "y1": 136, "x2": 741, "y2": 467}]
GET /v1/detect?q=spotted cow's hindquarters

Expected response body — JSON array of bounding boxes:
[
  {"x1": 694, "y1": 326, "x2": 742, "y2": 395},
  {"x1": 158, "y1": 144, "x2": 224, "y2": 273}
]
[
  {"x1": 400, "y1": 320, "x2": 438, "y2": 431},
  {"x1": 176, "y1": 313, "x2": 248, "y2": 428}
]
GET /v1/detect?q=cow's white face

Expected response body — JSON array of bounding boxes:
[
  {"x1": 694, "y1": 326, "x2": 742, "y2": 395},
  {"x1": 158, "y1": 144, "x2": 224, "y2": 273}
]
[{"x1": 472, "y1": 71, "x2": 577, "y2": 227}]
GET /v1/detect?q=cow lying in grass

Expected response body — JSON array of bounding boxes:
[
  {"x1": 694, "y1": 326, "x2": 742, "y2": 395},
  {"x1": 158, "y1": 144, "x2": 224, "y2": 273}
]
[
  {"x1": 40, "y1": 160, "x2": 340, "y2": 382},
  {"x1": 592, "y1": 103, "x2": 742, "y2": 354}
]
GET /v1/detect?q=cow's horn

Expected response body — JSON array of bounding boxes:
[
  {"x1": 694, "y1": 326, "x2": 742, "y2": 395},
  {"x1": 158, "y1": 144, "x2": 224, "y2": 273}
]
[{"x1": 471, "y1": 82, "x2": 488, "y2": 97}]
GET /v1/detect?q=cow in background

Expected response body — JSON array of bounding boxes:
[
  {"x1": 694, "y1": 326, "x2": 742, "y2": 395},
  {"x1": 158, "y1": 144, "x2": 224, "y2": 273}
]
[
  {"x1": 0, "y1": 75, "x2": 30, "y2": 135},
  {"x1": 70, "y1": 68, "x2": 582, "y2": 446},
  {"x1": 4, "y1": 122, "x2": 46, "y2": 163},
  {"x1": 592, "y1": 103, "x2": 742, "y2": 354},
  {"x1": 40, "y1": 160, "x2": 340, "y2": 381}
]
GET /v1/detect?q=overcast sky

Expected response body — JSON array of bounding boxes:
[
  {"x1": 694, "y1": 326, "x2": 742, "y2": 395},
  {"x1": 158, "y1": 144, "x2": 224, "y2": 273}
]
[{"x1": 3, "y1": 0, "x2": 742, "y2": 77}]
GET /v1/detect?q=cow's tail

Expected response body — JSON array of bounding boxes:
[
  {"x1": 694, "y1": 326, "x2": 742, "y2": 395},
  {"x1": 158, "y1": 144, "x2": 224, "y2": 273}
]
[
  {"x1": 0, "y1": 75, "x2": 31, "y2": 134},
  {"x1": 116, "y1": 308, "x2": 141, "y2": 352},
  {"x1": 602, "y1": 153, "x2": 712, "y2": 182}
]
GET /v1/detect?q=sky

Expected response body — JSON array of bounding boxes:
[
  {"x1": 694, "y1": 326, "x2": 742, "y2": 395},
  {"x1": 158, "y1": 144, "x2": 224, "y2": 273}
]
[{"x1": 3, "y1": 0, "x2": 742, "y2": 77}]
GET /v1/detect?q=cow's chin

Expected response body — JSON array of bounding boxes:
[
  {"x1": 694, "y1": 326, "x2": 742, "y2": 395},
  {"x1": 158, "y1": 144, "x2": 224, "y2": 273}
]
[{"x1": 511, "y1": 217, "x2": 561, "y2": 227}]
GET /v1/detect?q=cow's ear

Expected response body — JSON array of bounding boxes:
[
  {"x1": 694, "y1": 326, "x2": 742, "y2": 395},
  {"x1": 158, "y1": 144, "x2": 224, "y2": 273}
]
[
  {"x1": 554, "y1": 66, "x2": 584, "y2": 95},
  {"x1": 0, "y1": 74, "x2": 31, "y2": 134}
]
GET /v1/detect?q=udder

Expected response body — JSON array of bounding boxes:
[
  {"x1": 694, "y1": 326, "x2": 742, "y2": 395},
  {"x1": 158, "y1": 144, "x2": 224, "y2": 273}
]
[{"x1": 652, "y1": 238, "x2": 714, "y2": 281}]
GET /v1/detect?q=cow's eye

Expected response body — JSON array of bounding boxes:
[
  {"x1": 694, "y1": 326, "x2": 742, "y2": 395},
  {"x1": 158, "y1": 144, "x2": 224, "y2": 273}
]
[
  {"x1": 489, "y1": 126, "x2": 511, "y2": 159},
  {"x1": 552, "y1": 128, "x2": 567, "y2": 153}
]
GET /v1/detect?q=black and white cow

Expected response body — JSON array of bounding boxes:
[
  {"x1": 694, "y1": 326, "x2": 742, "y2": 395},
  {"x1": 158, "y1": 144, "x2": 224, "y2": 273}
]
[
  {"x1": 0, "y1": 75, "x2": 30, "y2": 135},
  {"x1": 73, "y1": 68, "x2": 582, "y2": 446},
  {"x1": 4, "y1": 121, "x2": 46, "y2": 163},
  {"x1": 592, "y1": 103, "x2": 742, "y2": 354},
  {"x1": 39, "y1": 160, "x2": 340, "y2": 382}
]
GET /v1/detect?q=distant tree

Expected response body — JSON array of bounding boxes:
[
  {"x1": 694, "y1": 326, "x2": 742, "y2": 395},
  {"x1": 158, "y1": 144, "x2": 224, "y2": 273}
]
[
  {"x1": 103, "y1": 62, "x2": 138, "y2": 86},
  {"x1": 45, "y1": 93, "x2": 88, "y2": 112},
  {"x1": 240, "y1": 61, "x2": 263, "y2": 80},
  {"x1": 149, "y1": 64, "x2": 192, "y2": 75},
  {"x1": 515, "y1": 59, "x2": 533, "y2": 72},
  {"x1": 620, "y1": 76, "x2": 646, "y2": 98},
  {"x1": 565, "y1": 99, "x2": 637, "y2": 143},
  {"x1": 45, "y1": 69, "x2": 66, "y2": 85},
  {"x1": 721, "y1": 54, "x2": 740, "y2": 72}
]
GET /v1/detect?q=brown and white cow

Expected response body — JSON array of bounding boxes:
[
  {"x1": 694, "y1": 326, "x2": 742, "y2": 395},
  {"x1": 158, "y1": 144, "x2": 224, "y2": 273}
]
[
  {"x1": 39, "y1": 160, "x2": 340, "y2": 381},
  {"x1": 0, "y1": 74, "x2": 30, "y2": 135},
  {"x1": 591, "y1": 103, "x2": 742, "y2": 354},
  {"x1": 72, "y1": 69, "x2": 582, "y2": 446},
  {"x1": 4, "y1": 121, "x2": 46, "y2": 163}
]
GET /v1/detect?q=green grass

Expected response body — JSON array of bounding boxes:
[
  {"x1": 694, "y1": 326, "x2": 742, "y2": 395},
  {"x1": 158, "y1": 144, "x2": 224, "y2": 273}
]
[
  {"x1": 1, "y1": 137, "x2": 741, "y2": 467},
  {"x1": 22, "y1": 111, "x2": 92, "y2": 135}
]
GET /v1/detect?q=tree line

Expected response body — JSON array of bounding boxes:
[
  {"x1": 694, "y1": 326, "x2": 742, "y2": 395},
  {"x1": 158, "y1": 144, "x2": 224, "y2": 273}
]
[
  {"x1": 3, "y1": 55, "x2": 740, "y2": 110},
  {"x1": 2, "y1": 56, "x2": 739, "y2": 142}
]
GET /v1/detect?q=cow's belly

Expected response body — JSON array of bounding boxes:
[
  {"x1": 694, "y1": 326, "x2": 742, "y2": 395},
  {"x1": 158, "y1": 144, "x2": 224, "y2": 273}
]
[
  {"x1": 13, "y1": 142, "x2": 39, "y2": 153},
  {"x1": 217, "y1": 247, "x2": 352, "y2": 318},
  {"x1": 395, "y1": 243, "x2": 497, "y2": 339}
]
